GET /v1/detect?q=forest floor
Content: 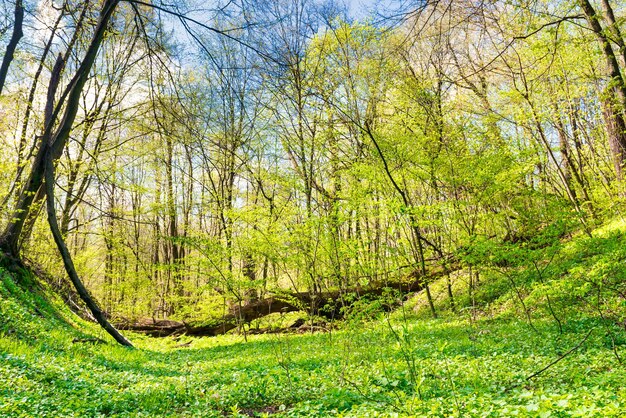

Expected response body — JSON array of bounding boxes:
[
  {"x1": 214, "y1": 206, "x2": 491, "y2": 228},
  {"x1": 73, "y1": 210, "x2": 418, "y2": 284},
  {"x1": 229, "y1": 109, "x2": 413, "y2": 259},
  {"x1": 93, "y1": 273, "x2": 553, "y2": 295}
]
[{"x1": 2, "y1": 222, "x2": 626, "y2": 416}]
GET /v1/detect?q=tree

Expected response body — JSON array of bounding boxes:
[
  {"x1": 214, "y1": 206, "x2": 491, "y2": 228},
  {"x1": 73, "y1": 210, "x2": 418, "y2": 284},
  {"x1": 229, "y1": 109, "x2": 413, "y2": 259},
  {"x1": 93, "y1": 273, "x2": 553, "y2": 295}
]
[{"x1": 0, "y1": 0, "x2": 132, "y2": 346}]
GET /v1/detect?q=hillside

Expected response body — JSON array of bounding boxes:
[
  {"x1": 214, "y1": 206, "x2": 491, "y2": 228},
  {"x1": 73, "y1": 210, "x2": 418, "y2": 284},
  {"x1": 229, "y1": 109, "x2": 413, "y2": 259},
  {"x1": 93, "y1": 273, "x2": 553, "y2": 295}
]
[{"x1": 2, "y1": 221, "x2": 626, "y2": 417}]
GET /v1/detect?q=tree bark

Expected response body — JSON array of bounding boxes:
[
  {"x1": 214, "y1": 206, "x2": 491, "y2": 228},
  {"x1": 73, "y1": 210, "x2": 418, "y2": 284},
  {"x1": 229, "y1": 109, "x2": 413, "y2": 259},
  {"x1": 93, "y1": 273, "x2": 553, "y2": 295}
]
[{"x1": 16, "y1": 54, "x2": 65, "y2": 250}]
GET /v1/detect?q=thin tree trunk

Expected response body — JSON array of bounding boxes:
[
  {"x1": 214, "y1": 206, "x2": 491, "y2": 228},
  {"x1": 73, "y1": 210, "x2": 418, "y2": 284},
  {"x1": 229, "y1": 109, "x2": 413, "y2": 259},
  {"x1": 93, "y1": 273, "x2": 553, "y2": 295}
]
[
  {"x1": 525, "y1": 96, "x2": 592, "y2": 235},
  {"x1": 446, "y1": 273, "x2": 456, "y2": 312},
  {"x1": 363, "y1": 120, "x2": 437, "y2": 318},
  {"x1": 6, "y1": 12, "x2": 64, "y2": 208},
  {"x1": 0, "y1": 0, "x2": 24, "y2": 95},
  {"x1": 551, "y1": 96, "x2": 592, "y2": 205}
]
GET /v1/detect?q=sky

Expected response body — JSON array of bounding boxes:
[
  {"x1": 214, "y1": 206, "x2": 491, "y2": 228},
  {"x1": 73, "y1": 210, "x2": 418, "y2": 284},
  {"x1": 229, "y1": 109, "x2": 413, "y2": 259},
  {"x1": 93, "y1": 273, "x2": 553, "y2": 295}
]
[
  {"x1": 346, "y1": 0, "x2": 402, "y2": 20},
  {"x1": 347, "y1": 0, "x2": 375, "y2": 18}
]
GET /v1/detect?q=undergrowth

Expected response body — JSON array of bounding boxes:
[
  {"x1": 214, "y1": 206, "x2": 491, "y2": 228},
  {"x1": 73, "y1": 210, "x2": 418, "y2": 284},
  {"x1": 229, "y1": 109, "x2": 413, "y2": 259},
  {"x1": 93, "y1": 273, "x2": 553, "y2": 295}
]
[{"x1": 1, "y1": 220, "x2": 626, "y2": 416}]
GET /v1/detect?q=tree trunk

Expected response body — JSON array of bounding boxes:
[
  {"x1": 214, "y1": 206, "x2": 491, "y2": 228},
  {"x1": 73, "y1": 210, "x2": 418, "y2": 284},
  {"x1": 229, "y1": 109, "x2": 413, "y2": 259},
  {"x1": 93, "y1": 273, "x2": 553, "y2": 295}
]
[
  {"x1": 600, "y1": 0, "x2": 626, "y2": 69},
  {"x1": 580, "y1": 0, "x2": 626, "y2": 180},
  {"x1": 16, "y1": 55, "x2": 65, "y2": 248},
  {"x1": 0, "y1": 0, "x2": 24, "y2": 95},
  {"x1": 5, "y1": 11, "x2": 64, "y2": 209}
]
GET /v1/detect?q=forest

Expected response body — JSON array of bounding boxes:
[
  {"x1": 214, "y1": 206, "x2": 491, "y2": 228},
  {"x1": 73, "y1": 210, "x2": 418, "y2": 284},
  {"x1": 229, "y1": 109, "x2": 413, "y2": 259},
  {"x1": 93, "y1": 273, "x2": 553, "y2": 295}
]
[{"x1": 1, "y1": 0, "x2": 626, "y2": 416}]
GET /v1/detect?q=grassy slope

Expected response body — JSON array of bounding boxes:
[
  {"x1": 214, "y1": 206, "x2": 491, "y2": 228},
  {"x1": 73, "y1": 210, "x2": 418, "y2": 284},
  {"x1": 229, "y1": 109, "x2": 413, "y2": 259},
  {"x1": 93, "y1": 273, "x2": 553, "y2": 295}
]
[{"x1": 2, "y1": 222, "x2": 626, "y2": 417}]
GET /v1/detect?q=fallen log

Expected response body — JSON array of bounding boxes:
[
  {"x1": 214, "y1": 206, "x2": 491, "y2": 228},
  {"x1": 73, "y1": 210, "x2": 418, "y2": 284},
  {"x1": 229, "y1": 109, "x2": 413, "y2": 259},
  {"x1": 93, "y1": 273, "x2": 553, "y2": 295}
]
[
  {"x1": 116, "y1": 318, "x2": 186, "y2": 337},
  {"x1": 117, "y1": 297, "x2": 300, "y2": 337},
  {"x1": 117, "y1": 265, "x2": 457, "y2": 338}
]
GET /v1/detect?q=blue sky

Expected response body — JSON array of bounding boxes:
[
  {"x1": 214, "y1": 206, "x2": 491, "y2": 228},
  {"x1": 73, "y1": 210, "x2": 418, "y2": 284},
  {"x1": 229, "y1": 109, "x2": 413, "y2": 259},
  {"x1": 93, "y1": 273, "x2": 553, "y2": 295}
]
[
  {"x1": 346, "y1": 0, "x2": 400, "y2": 19},
  {"x1": 347, "y1": 0, "x2": 375, "y2": 17}
]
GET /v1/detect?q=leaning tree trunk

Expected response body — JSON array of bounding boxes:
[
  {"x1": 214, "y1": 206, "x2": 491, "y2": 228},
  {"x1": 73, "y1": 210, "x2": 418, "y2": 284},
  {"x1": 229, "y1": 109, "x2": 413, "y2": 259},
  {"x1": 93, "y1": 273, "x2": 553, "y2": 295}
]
[
  {"x1": 44, "y1": 154, "x2": 132, "y2": 347},
  {"x1": 600, "y1": 0, "x2": 626, "y2": 69},
  {"x1": 0, "y1": 0, "x2": 24, "y2": 95},
  {"x1": 16, "y1": 54, "x2": 65, "y2": 250}
]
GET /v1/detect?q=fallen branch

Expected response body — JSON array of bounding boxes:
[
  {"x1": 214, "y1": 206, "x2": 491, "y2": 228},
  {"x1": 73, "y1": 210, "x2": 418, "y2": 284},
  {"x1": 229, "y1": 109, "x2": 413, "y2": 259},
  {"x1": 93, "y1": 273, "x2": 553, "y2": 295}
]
[
  {"x1": 504, "y1": 327, "x2": 595, "y2": 392},
  {"x1": 525, "y1": 328, "x2": 594, "y2": 381},
  {"x1": 72, "y1": 337, "x2": 106, "y2": 344}
]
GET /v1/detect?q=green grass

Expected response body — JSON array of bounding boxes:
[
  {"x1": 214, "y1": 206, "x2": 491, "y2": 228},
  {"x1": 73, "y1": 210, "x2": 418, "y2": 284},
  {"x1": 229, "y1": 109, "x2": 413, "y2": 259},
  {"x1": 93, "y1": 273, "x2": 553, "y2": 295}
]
[
  {"x1": 1, "y1": 311, "x2": 625, "y2": 417},
  {"x1": 2, "y1": 221, "x2": 626, "y2": 416}
]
